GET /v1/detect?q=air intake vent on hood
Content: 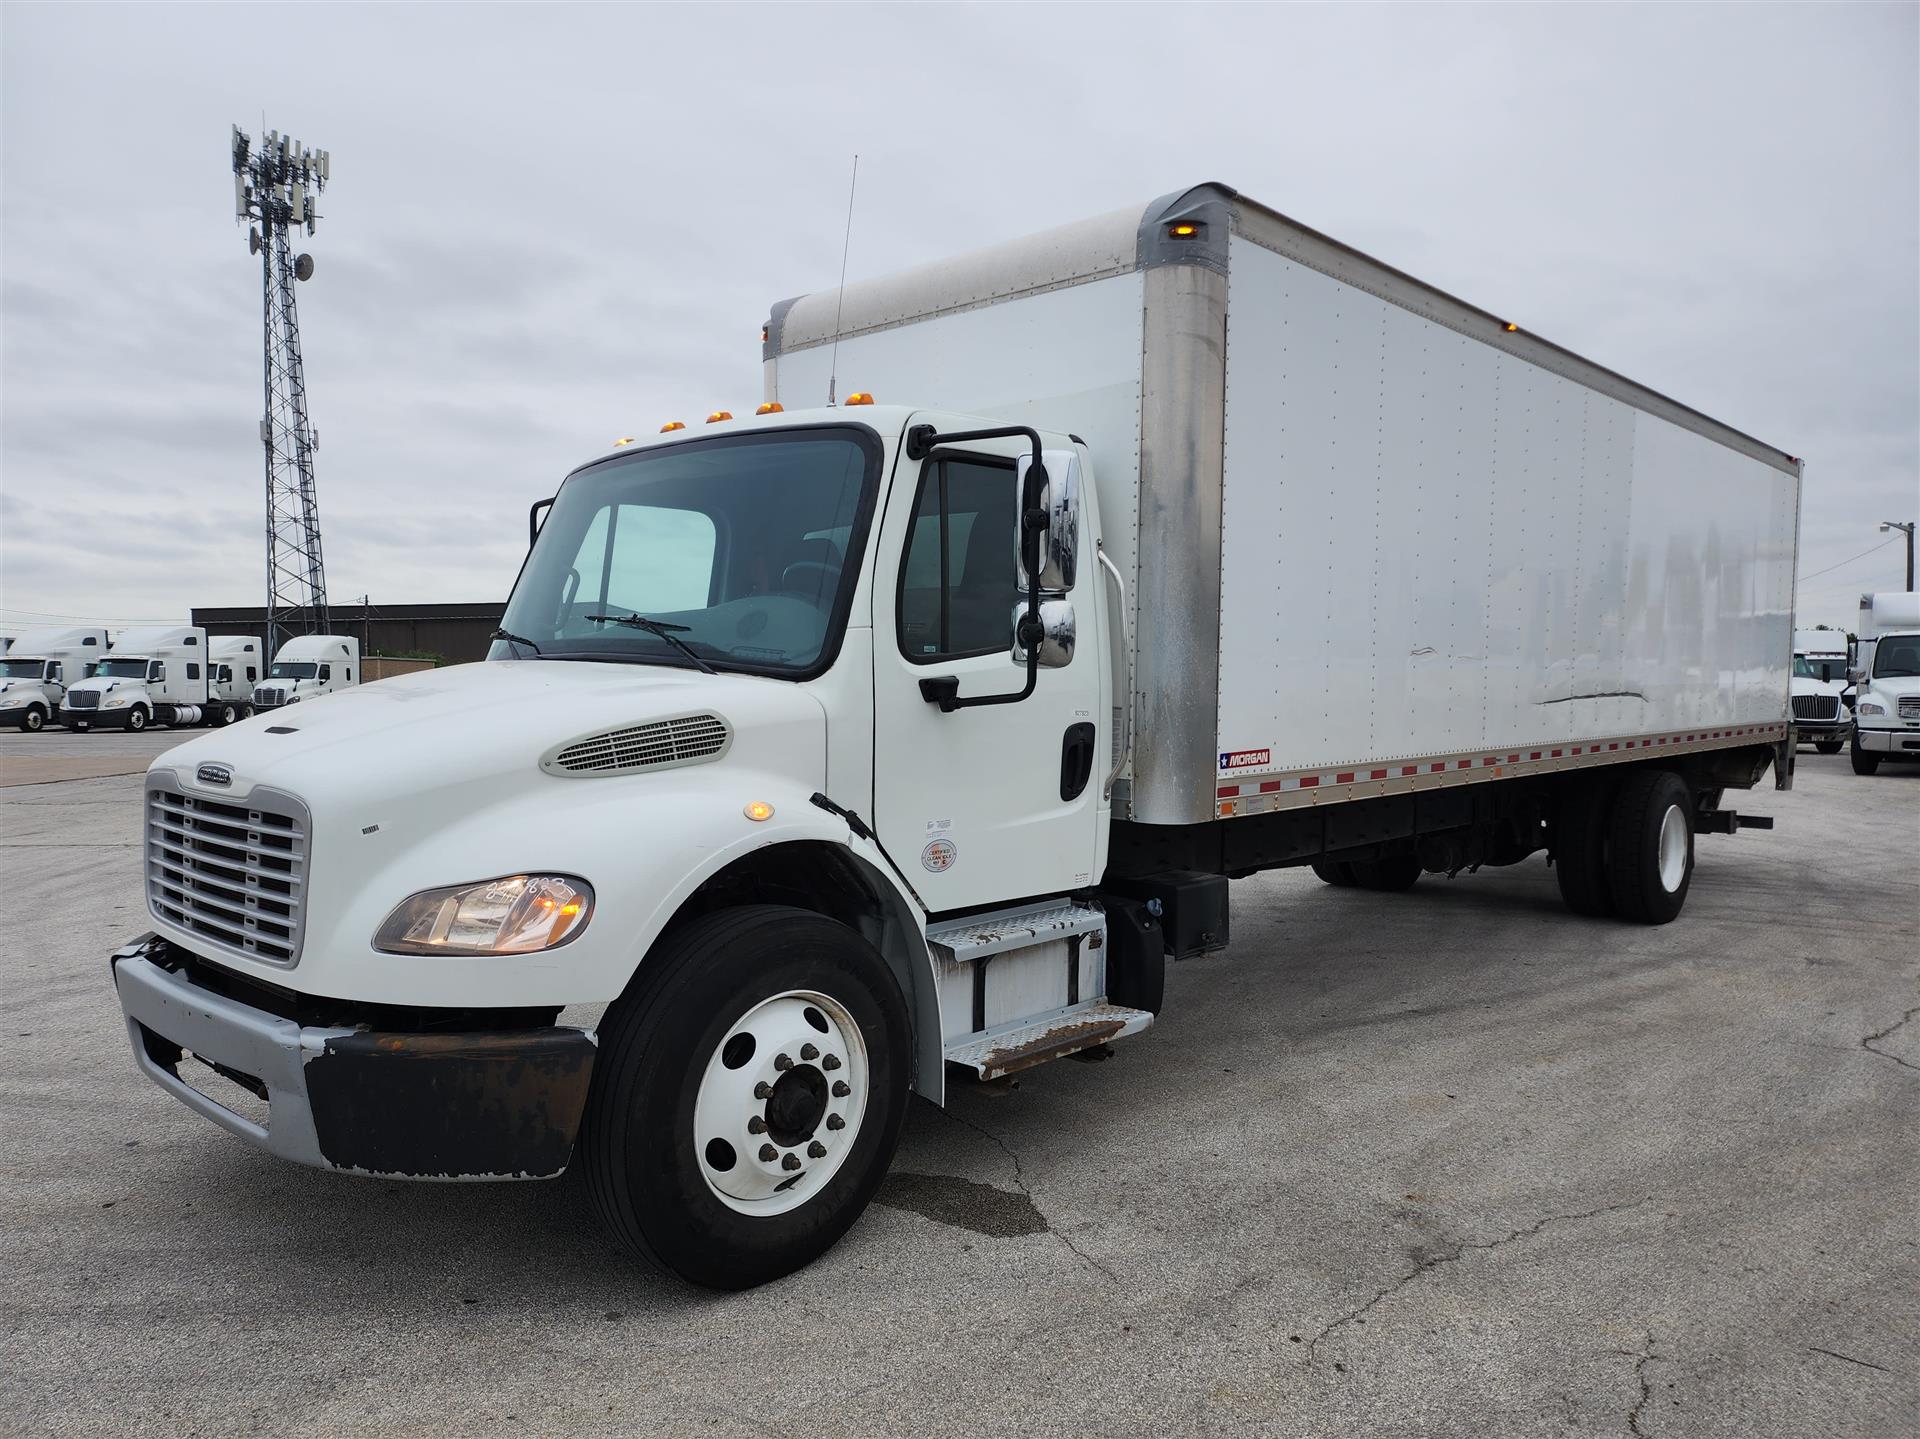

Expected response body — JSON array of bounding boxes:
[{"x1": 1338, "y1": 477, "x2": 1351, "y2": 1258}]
[{"x1": 544, "y1": 713, "x2": 731, "y2": 777}]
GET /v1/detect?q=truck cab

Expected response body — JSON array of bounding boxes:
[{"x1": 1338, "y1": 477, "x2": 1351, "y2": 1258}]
[
  {"x1": 1789, "y1": 654, "x2": 1852, "y2": 754},
  {"x1": 207, "y1": 637, "x2": 263, "y2": 726},
  {"x1": 1849, "y1": 592, "x2": 1920, "y2": 774},
  {"x1": 61, "y1": 626, "x2": 212, "y2": 732},
  {"x1": 253, "y1": 634, "x2": 359, "y2": 711},
  {"x1": 0, "y1": 627, "x2": 106, "y2": 731}
]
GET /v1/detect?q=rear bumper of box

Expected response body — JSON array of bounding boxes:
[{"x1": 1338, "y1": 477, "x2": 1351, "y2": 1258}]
[{"x1": 111, "y1": 935, "x2": 596, "y2": 1180}]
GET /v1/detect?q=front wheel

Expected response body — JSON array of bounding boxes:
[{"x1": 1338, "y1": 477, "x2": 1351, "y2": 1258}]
[
  {"x1": 21, "y1": 705, "x2": 46, "y2": 733},
  {"x1": 1850, "y1": 734, "x2": 1881, "y2": 775},
  {"x1": 579, "y1": 905, "x2": 911, "y2": 1290},
  {"x1": 125, "y1": 706, "x2": 148, "y2": 733},
  {"x1": 1606, "y1": 769, "x2": 1694, "y2": 924},
  {"x1": 1814, "y1": 740, "x2": 1842, "y2": 755}
]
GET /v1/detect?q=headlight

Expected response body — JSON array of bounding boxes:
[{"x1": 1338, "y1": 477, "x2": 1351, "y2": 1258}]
[
  {"x1": 104, "y1": 695, "x2": 127, "y2": 707},
  {"x1": 375, "y1": 874, "x2": 593, "y2": 956},
  {"x1": 1858, "y1": 701, "x2": 1886, "y2": 716}
]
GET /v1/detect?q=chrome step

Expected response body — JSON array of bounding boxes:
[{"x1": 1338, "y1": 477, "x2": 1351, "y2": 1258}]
[
  {"x1": 944, "y1": 1002, "x2": 1154, "y2": 1079},
  {"x1": 926, "y1": 898, "x2": 1105, "y2": 963}
]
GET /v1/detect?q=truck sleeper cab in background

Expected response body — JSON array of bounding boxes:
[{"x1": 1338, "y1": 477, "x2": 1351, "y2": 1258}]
[{"x1": 110, "y1": 182, "x2": 1800, "y2": 1289}]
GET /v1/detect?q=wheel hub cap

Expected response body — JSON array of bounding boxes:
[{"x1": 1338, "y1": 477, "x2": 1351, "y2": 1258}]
[{"x1": 1658, "y1": 803, "x2": 1689, "y2": 892}]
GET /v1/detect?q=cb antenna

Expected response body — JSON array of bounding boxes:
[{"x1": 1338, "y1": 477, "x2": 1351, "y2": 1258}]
[{"x1": 826, "y1": 153, "x2": 859, "y2": 407}]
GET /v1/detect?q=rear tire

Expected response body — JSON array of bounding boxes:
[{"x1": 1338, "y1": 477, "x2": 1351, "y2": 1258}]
[
  {"x1": 1814, "y1": 740, "x2": 1842, "y2": 755},
  {"x1": 211, "y1": 703, "x2": 237, "y2": 727},
  {"x1": 579, "y1": 905, "x2": 910, "y2": 1290},
  {"x1": 1310, "y1": 860, "x2": 1357, "y2": 887},
  {"x1": 1605, "y1": 769, "x2": 1694, "y2": 925},
  {"x1": 1351, "y1": 855, "x2": 1421, "y2": 891},
  {"x1": 1850, "y1": 734, "x2": 1881, "y2": 775},
  {"x1": 1553, "y1": 776, "x2": 1615, "y2": 917}
]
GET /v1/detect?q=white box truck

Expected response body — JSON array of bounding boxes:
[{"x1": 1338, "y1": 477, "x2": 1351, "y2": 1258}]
[
  {"x1": 1849, "y1": 591, "x2": 1920, "y2": 773},
  {"x1": 252, "y1": 634, "x2": 360, "y2": 712},
  {"x1": 0, "y1": 626, "x2": 106, "y2": 731},
  {"x1": 110, "y1": 184, "x2": 1799, "y2": 1289},
  {"x1": 61, "y1": 625, "x2": 218, "y2": 731},
  {"x1": 1790, "y1": 628, "x2": 1854, "y2": 753}
]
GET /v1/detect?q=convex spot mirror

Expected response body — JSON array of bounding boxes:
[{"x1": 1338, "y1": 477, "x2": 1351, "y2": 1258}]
[
  {"x1": 1010, "y1": 598, "x2": 1076, "y2": 669},
  {"x1": 1014, "y1": 448, "x2": 1081, "y2": 593}
]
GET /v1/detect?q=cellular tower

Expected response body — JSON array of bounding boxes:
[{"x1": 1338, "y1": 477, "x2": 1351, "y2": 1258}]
[{"x1": 231, "y1": 125, "x2": 333, "y2": 654}]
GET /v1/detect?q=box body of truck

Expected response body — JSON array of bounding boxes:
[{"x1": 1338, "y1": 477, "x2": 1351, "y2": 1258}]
[{"x1": 765, "y1": 183, "x2": 1800, "y2": 836}]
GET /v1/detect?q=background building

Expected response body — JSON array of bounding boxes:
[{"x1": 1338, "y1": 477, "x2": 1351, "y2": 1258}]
[{"x1": 193, "y1": 600, "x2": 503, "y2": 665}]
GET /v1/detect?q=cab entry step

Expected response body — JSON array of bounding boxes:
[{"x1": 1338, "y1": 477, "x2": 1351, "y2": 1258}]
[{"x1": 945, "y1": 1003, "x2": 1154, "y2": 1080}]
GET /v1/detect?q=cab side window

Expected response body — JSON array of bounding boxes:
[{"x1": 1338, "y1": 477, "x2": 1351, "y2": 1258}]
[
  {"x1": 186, "y1": 663, "x2": 201, "y2": 681},
  {"x1": 149, "y1": 663, "x2": 165, "y2": 683},
  {"x1": 897, "y1": 457, "x2": 1018, "y2": 662},
  {"x1": 319, "y1": 664, "x2": 332, "y2": 683}
]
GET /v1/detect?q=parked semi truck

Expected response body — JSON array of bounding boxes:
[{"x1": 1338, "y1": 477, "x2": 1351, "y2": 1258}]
[
  {"x1": 62, "y1": 626, "x2": 221, "y2": 731},
  {"x1": 111, "y1": 184, "x2": 1799, "y2": 1289},
  {"x1": 1849, "y1": 591, "x2": 1920, "y2": 774},
  {"x1": 1790, "y1": 629, "x2": 1853, "y2": 754},
  {"x1": 0, "y1": 626, "x2": 106, "y2": 731},
  {"x1": 252, "y1": 634, "x2": 360, "y2": 712},
  {"x1": 206, "y1": 636, "x2": 264, "y2": 727}
]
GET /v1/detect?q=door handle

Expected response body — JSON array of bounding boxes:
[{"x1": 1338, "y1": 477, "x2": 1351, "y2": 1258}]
[{"x1": 1060, "y1": 722, "x2": 1096, "y2": 801}]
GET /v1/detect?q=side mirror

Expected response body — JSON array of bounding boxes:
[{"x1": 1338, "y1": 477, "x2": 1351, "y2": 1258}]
[
  {"x1": 1014, "y1": 449, "x2": 1081, "y2": 592},
  {"x1": 1010, "y1": 598, "x2": 1076, "y2": 668}
]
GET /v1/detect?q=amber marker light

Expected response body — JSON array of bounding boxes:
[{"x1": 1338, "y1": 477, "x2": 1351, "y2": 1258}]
[
  {"x1": 845, "y1": 392, "x2": 875, "y2": 406},
  {"x1": 756, "y1": 402, "x2": 784, "y2": 415},
  {"x1": 660, "y1": 420, "x2": 686, "y2": 432},
  {"x1": 707, "y1": 410, "x2": 733, "y2": 423},
  {"x1": 612, "y1": 436, "x2": 636, "y2": 447},
  {"x1": 744, "y1": 800, "x2": 775, "y2": 822},
  {"x1": 1168, "y1": 222, "x2": 1199, "y2": 238},
  {"x1": 1503, "y1": 323, "x2": 1519, "y2": 332}
]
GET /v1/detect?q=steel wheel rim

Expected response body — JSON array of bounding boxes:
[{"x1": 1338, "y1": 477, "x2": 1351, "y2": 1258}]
[
  {"x1": 1657, "y1": 803, "x2": 1689, "y2": 892},
  {"x1": 692, "y1": 988, "x2": 869, "y2": 1217}
]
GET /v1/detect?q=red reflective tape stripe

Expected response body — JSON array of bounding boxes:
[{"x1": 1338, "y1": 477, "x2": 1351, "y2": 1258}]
[
  {"x1": 1299, "y1": 776, "x2": 1319, "y2": 788},
  {"x1": 1371, "y1": 769, "x2": 1388, "y2": 780},
  {"x1": 1217, "y1": 785, "x2": 1239, "y2": 798},
  {"x1": 1403, "y1": 765, "x2": 1419, "y2": 776},
  {"x1": 1260, "y1": 780, "x2": 1284, "y2": 793},
  {"x1": 1336, "y1": 772, "x2": 1355, "y2": 783}
]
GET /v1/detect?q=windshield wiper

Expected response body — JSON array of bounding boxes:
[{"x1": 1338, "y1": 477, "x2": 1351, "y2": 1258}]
[
  {"x1": 585, "y1": 613, "x2": 718, "y2": 675},
  {"x1": 491, "y1": 627, "x2": 544, "y2": 658}
]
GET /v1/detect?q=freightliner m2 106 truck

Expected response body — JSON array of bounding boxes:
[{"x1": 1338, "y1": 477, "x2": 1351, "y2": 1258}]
[
  {"x1": 111, "y1": 185, "x2": 1800, "y2": 1288},
  {"x1": 1850, "y1": 591, "x2": 1920, "y2": 773}
]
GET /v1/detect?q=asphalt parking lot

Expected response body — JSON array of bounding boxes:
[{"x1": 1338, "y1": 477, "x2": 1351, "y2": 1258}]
[{"x1": 1, "y1": 727, "x2": 1914, "y2": 1438}]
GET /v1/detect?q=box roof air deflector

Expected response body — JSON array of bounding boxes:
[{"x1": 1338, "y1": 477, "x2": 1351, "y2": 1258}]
[{"x1": 1137, "y1": 182, "x2": 1237, "y2": 275}]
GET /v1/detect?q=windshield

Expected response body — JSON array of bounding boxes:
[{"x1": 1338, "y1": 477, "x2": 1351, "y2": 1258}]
[
  {"x1": 269, "y1": 662, "x2": 318, "y2": 680},
  {"x1": 494, "y1": 427, "x2": 880, "y2": 678},
  {"x1": 1872, "y1": 635, "x2": 1920, "y2": 678},
  {"x1": 95, "y1": 659, "x2": 150, "y2": 679},
  {"x1": 0, "y1": 659, "x2": 45, "y2": 679},
  {"x1": 1793, "y1": 654, "x2": 1847, "y2": 683}
]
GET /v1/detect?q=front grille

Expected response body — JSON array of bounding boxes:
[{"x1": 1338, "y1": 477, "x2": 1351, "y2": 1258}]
[
  {"x1": 1791, "y1": 694, "x2": 1839, "y2": 722},
  {"x1": 550, "y1": 713, "x2": 729, "y2": 775},
  {"x1": 146, "y1": 785, "x2": 308, "y2": 966},
  {"x1": 1900, "y1": 697, "x2": 1920, "y2": 720},
  {"x1": 66, "y1": 690, "x2": 100, "y2": 709}
]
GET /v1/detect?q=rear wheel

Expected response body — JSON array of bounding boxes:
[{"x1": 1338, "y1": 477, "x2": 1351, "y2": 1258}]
[
  {"x1": 1553, "y1": 776, "x2": 1615, "y2": 917},
  {"x1": 1310, "y1": 860, "x2": 1357, "y2": 887},
  {"x1": 1351, "y1": 855, "x2": 1421, "y2": 891},
  {"x1": 1814, "y1": 740, "x2": 1842, "y2": 755},
  {"x1": 21, "y1": 705, "x2": 46, "y2": 733},
  {"x1": 579, "y1": 905, "x2": 910, "y2": 1290},
  {"x1": 1850, "y1": 733, "x2": 1881, "y2": 775},
  {"x1": 1606, "y1": 769, "x2": 1694, "y2": 924},
  {"x1": 211, "y1": 703, "x2": 237, "y2": 727}
]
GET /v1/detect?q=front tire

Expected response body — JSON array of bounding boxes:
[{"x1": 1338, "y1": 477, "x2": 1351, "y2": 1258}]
[
  {"x1": 1606, "y1": 769, "x2": 1694, "y2": 924},
  {"x1": 125, "y1": 706, "x2": 148, "y2": 733},
  {"x1": 1814, "y1": 740, "x2": 1842, "y2": 755},
  {"x1": 21, "y1": 705, "x2": 46, "y2": 733},
  {"x1": 1850, "y1": 733, "x2": 1881, "y2": 775},
  {"x1": 579, "y1": 905, "x2": 911, "y2": 1290}
]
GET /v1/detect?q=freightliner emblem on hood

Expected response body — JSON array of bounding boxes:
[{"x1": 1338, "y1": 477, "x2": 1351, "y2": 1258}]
[{"x1": 195, "y1": 763, "x2": 234, "y2": 787}]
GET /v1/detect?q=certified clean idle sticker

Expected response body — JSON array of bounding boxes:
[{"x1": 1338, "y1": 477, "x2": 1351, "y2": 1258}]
[{"x1": 920, "y1": 836, "x2": 958, "y2": 873}]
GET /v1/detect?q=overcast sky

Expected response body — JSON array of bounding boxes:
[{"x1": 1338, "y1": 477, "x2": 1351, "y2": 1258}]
[{"x1": 2, "y1": 3, "x2": 1914, "y2": 637}]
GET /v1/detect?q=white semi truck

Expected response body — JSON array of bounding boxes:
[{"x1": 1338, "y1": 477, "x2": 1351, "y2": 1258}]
[
  {"x1": 1790, "y1": 628, "x2": 1853, "y2": 754},
  {"x1": 207, "y1": 636, "x2": 265, "y2": 727},
  {"x1": 0, "y1": 626, "x2": 106, "y2": 731},
  {"x1": 1849, "y1": 591, "x2": 1920, "y2": 774},
  {"x1": 111, "y1": 185, "x2": 1799, "y2": 1289},
  {"x1": 61, "y1": 626, "x2": 222, "y2": 731},
  {"x1": 252, "y1": 634, "x2": 360, "y2": 712}
]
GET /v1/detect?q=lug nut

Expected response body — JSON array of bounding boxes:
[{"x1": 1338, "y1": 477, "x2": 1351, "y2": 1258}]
[
  {"x1": 774, "y1": 1053, "x2": 794, "y2": 1071},
  {"x1": 782, "y1": 1153, "x2": 802, "y2": 1171},
  {"x1": 807, "y1": 1141, "x2": 827, "y2": 1158},
  {"x1": 822, "y1": 1054, "x2": 842, "y2": 1071},
  {"x1": 826, "y1": 1114, "x2": 845, "y2": 1131},
  {"x1": 832, "y1": 1080, "x2": 851, "y2": 1097},
  {"x1": 759, "y1": 1144, "x2": 777, "y2": 1162},
  {"x1": 748, "y1": 1116, "x2": 766, "y2": 1134},
  {"x1": 754, "y1": 1081, "x2": 774, "y2": 1099},
  {"x1": 800, "y1": 1043, "x2": 819, "y2": 1061}
]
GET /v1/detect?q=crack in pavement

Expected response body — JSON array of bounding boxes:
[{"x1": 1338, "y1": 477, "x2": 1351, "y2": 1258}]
[
  {"x1": 941, "y1": 1106, "x2": 1117, "y2": 1282},
  {"x1": 1304, "y1": 1196, "x2": 1655, "y2": 1369},
  {"x1": 1861, "y1": 1004, "x2": 1919, "y2": 1073},
  {"x1": 1807, "y1": 1345, "x2": 1889, "y2": 1374},
  {"x1": 1621, "y1": 1328, "x2": 1659, "y2": 1436}
]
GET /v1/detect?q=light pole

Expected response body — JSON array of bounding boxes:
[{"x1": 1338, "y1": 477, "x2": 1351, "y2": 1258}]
[{"x1": 1882, "y1": 520, "x2": 1916, "y2": 591}]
